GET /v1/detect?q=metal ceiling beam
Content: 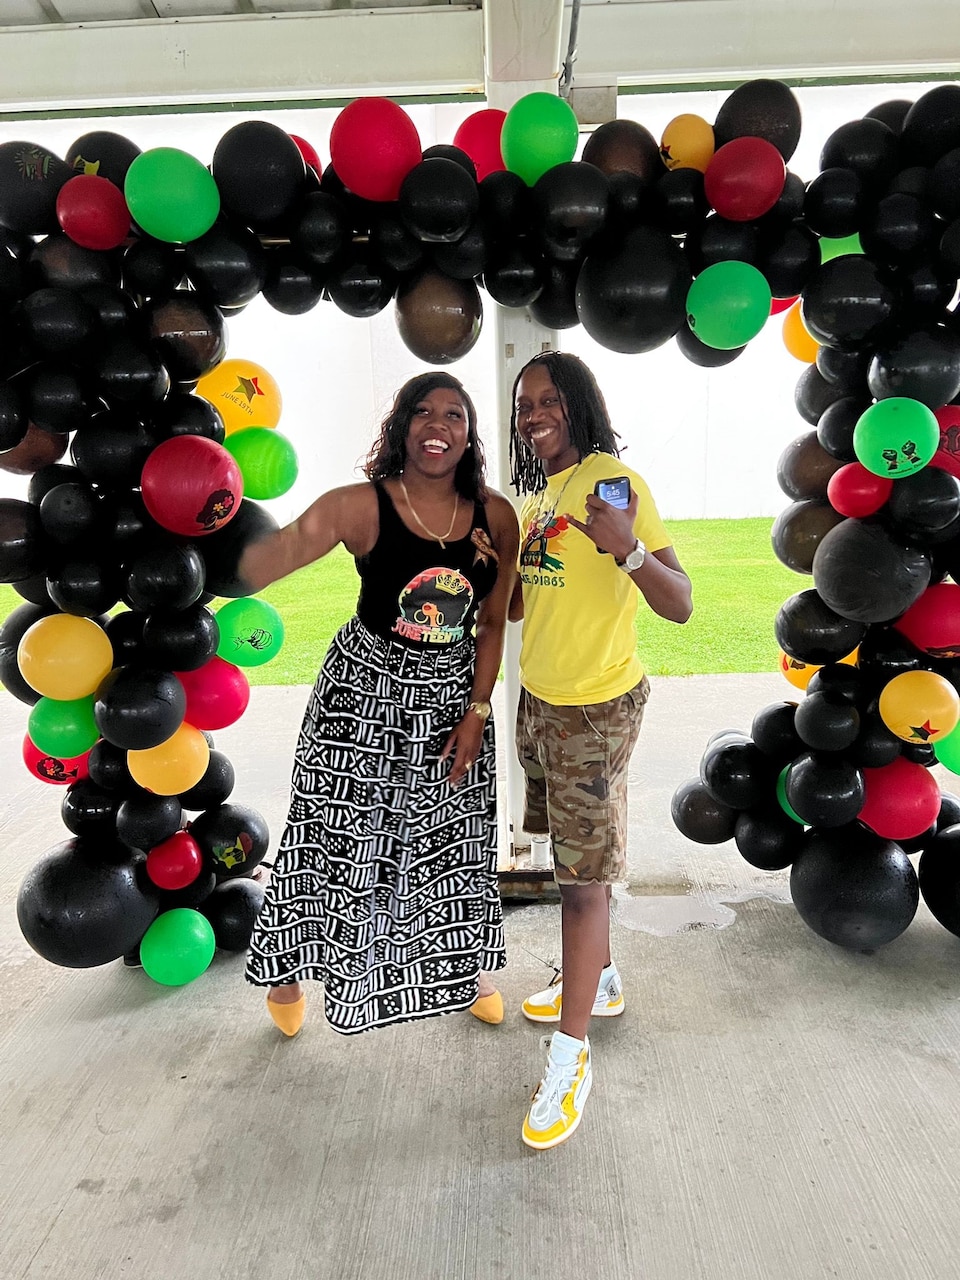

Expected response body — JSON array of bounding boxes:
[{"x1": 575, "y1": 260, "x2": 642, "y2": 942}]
[{"x1": 0, "y1": 1, "x2": 956, "y2": 115}]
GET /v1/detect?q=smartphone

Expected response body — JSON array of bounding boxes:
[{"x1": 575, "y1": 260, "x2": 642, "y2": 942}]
[
  {"x1": 593, "y1": 477, "x2": 632, "y2": 552},
  {"x1": 594, "y1": 476, "x2": 631, "y2": 509}
]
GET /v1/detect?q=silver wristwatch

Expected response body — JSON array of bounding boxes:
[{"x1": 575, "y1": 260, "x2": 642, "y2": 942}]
[{"x1": 618, "y1": 539, "x2": 646, "y2": 573}]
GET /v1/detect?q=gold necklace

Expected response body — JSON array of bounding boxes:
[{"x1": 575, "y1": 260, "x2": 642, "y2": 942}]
[{"x1": 399, "y1": 478, "x2": 460, "y2": 549}]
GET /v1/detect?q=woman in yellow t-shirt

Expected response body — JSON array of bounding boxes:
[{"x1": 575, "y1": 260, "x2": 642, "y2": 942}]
[{"x1": 508, "y1": 351, "x2": 693, "y2": 1151}]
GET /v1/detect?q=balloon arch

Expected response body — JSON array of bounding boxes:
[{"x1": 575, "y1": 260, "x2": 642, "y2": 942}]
[{"x1": 3, "y1": 79, "x2": 960, "y2": 983}]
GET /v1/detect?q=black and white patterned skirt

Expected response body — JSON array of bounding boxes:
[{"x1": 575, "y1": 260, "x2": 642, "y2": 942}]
[{"x1": 245, "y1": 616, "x2": 505, "y2": 1035}]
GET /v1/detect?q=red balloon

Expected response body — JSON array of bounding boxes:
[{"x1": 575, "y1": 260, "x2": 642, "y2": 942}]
[
  {"x1": 146, "y1": 829, "x2": 202, "y2": 890},
  {"x1": 290, "y1": 134, "x2": 322, "y2": 177},
  {"x1": 704, "y1": 136, "x2": 786, "y2": 221},
  {"x1": 770, "y1": 294, "x2": 798, "y2": 315},
  {"x1": 453, "y1": 109, "x2": 506, "y2": 182},
  {"x1": 141, "y1": 436, "x2": 243, "y2": 538},
  {"x1": 56, "y1": 174, "x2": 130, "y2": 251},
  {"x1": 893, "y1": 583, "x2": 960, "y2": 657},
  {"x1": 858, "y1": 756, "x2": 940, "y2": 841},
  {"x1": 329, "y1": 98, "x2": 421, "y2": 202},
  {"x1": 21, "y1": 733, "x2": 90, "y2": 786},
  {"x1": 827, "y1": 462, "x2": 894, "y2": 518},
  {"x1": 176, "y1": 656, "x2": 250, "y2": 730},
  {"x1": 931, "y1": 405, "x2": 960, "y2": 481}
]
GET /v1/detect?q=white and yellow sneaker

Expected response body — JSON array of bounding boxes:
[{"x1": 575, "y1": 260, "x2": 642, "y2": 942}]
[
  {"x1": 522, "y1": 1031, "x2": 593, "y2": 1150},
  {"x1": 521, "y1": 964, "x2": 624, "y2": 1023}
]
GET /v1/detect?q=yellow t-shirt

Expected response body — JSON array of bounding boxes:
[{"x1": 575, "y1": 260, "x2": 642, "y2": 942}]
[{"x1": 518, "y1": 452, "x2": 671, "y2": 706}]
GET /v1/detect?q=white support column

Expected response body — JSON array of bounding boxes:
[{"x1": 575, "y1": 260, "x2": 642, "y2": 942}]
[{"x1": 483, "y1": 0, "x2": 563, "y2": 874}]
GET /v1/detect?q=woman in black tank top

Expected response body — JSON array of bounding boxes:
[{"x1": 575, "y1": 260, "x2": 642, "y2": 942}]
[{"x1": 240, "y1": 372, "x2": 519, "y2": 1040}]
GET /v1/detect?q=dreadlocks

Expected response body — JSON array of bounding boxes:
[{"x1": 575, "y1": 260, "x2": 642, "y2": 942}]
[
  {"x1": 509, "y1": 351, "x2": 621, "y2": 495},
  {"x1": 364, "y1": 371, "x2": 487, "y2": 502}
]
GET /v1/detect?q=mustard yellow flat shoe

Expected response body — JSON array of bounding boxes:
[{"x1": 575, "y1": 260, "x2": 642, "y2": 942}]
[
  {"x1": 470, "y1": 991, "x2": 504, "y2": 1025},
  {"x1": 266, "y1": 993, "x2": 305, "y2": 1037}
]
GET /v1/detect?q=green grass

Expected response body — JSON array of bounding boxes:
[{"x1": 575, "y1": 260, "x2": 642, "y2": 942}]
[{"x1": 0, "y1": 517, "x2": 800, "y2": 685}]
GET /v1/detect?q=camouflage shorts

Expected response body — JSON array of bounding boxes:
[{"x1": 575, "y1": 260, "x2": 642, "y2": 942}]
[{"x1": 516, "y1": 677, "x2": 651, "y2": 885}]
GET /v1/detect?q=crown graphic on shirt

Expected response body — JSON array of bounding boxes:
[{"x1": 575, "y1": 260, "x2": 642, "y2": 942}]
[{"x1": 435, "y1": 571, "x2": 462, "y2": 595}]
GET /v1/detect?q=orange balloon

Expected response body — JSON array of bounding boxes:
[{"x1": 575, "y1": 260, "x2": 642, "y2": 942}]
[
  {"x1": 878, "y1": 670, "x2": 960, "y2": 744},
  {"x1": 128, "y1": 723, "x2": 210, "y2": 795},
  {"x1": 660, "y1": 114, "x2": 715, "y2": 172},
  {"x1": 195, "y1": 358, "x2": 282, "y2": 436},
  {"x1": 778, "y1": 649, "x2": 821, "y2": 690},
  {"x1": 17, "y1": 614, "x2": 113, "y2": 700},
  {"x1": 782, "y1": 300, "x2": 819, "y2": 363}
]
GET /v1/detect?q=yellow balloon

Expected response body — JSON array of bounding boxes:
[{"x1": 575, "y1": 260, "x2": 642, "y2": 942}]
[
  {"x1": 17, "y1": 614, "x2": 113, "y2": 700},
  {"x1": 128, "y1": 723, "x2": 210, "y2": 795},
  {"x1": 782, "y1": 300, "x2": 819, "y2": 363},
  {"x1": 878, "y1": 669, "x2": 960, "y2": 744},
  {"x1": 839, "y1": 647, "x2": 859, "y2": 666},
  {"x1": 778, "y1": 649, "x2": 821, "y2": 690},
  {"x1": 660, "y1": 114, "x2": 715, "y2": 172},
  {"x1": 195, "y1": 358, "x2": 282, "y2": 436}
]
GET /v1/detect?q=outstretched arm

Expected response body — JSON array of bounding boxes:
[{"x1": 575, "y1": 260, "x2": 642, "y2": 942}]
[{"x1": 237, "y1": 483, "x2": 377, "y2": 594}]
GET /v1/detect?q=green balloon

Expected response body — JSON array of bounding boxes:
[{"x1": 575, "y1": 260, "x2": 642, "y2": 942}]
[
  {"x1": 685, "y1": 261, "x2": 772, "y2": 350},
  {"x1": 934, "y1": 722, "x2": 960, "y2": 774},
  {"x1": 500, "y1": 92, "x2": 579, "y2": 186},
  {"x1": 215, "y1": 597, "x2": 286, "y2": 668},
  {"x1": 776, "y1": 766, "x2": 805, "y2": 825},
  {"x1": 853, "y1": 398, "x2": 939, "y2": 479},
  {"x1": 140, "y1": 908, "x2": 216, "y2": 986},
  {"x1": 819, "y1": 233, "x2": 863, "y2": 263},
  {"x1": 223, "y1": 427, "x2": 299, "y2": 500},
  {"x1": 28, "y1": 695, "x2": 99, "y2": 758},
  {"x1": 124, "y1": 148, "x2": 220, "y2": 244}
]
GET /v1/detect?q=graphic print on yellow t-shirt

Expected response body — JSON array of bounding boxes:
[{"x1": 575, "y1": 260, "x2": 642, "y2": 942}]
[{"x1": 518, "y1": 453, "x2": 671, "y2": 706}]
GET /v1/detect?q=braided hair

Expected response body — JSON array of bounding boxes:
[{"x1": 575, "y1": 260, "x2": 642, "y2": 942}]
[
  {"x1": 509, "y1": 351, "x2": 621, "y2": 495},
  {"x1": 364, "y1": 371, "x2": 488, "y2": 501}
]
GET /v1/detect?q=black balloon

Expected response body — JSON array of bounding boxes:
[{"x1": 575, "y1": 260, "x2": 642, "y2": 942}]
[
  {"x1": 847, "y1": 711, "x2": 907, "y2": 769},
  {"x1": 145, "y1": 290, "x2": 227, "y2": 383},
  {"x1": 371, "y1": 212, "x2": 427, "y2": 274},
  {"x1": 651, "y1": 168, "x2": 708, "y2": 234},
  {"x1": 800, "y1": 256, "x2": 897, "y2": 352},
  {"x1": 686, "y1": 215, "x2": 760, "y2": 275},
  {"x1": 399, "y1": 158, "x2": 479, "y2": 244},
  {"x1": 819, "y1": 118, "x2": 900, "y2": 190},
  {"x1": 482, "y1": 241, "x2": 545, "y2": 308},
  {"x1": 191, "y1": 802, "x2": 269, "y2": 880},
  {"x1": 116, "y1": 792, "x2": 183, "y2": 850},
  {"x1": 794, "y1": 691, "x2": 861, "y2": 753},
  {"x1": 857, "y1": 627, "x2": 925, "y2": 689},
  {"x1": 94, "y1": 667, "x2": 186, "y2": 751},
  {"x1": 675, "y1": 324, "x2": 745, "y2": 368},
  {"x1": 900, "y1": 85, "x2": 960, "y2": 167},
  {"x1": 816, "y1": 395, "x2": 869, "y2": 461},
  {"x1": 395, "y1": 270, "x2": 482, "y2": 365},
  {"x1": 867, "y1": 328, "x2": 960, "y2": 408},
  {"x1": 532, "y1": 162, "x2": 608, "y2": 262},
  {"x1": 0, "y1": 600, "x2": 54, "y2": 704},
  {"x1": 713, "y1": 79, "x2": 801, "y2": 161},
  {"x1": 71, "y1": 411, "x2": 155, "y2": 490},
  {"x1": 198, "y1": 498, "x2": 279, "y2": 598},
  {"x1": 179, "y1": 749, "x2": 236, "y2": 812},
  {"x1": 124, "y1": 543, "x2": 205, "y2": 613},
  {"x1": 790, "y1": 825, "x2": 918, "y2": 948},
  {"x1": 576, "y1": 227, "x2": 691, "y2": 354},
  {"x1": 700, "y1": 739, "x2": 771, "y2": 810},
  {"x1": 60, "y1": 778, "x2": 120, "y2": 837},
  {"x1": 48, "y1": 556, "x2": 121, "y2": 617},
  {"x1": 0, "y1": 379, "x2": 26, "y2": 452},
  {"x1": 148, "y1": 393, "x2": 225, "y2": 445},
  {"x1": 0, "y1": 497, "x2": 45, "y2": 582},
  {"x1": 38, "y1": 481, "x2": 100, "y2": 546},
  {"x1": 183, "y1": 223, "x2": 267, "y2": 310},
  {"x1": 21, "y1": 286, "x2": 97, "y2": 357},
  {"x1": 30, "y1": 232, "x2": 119, "y2": 291},
  {"x1": 212, "y1": 121, "x2": 306, "y2": 229},
  {"x1": 0, "y1": 142, "x2": 73, "y2": 234},
  {"x1": 66, "y1": 131, "x2": 141, "y2": 188},
  {"x1": 326, "y1": 254, "x2": 396, "y2": 318},
  {"x1": 290, "y1": 191, "x2": 349, "y2": 269},
  {"x1": 430, "y1": 219, "x2": 489, "y2": 280},
  {"x1": 122, "y1": 238, "x2": 184, "y2": 301},
  {"x1": 25, "y1": 364, "x2": 91, "y2": 435},
  {"x1": 670, "y1": 777, "x2": 738, "y2": 844},
  {"x1": 16, "y1": 837, "x2": 158, "y2": 968},
  {"x1": 201, "y1": 878, "x2": 265, "y2": 951},
  {"x1": 750, "y1": 702, "x2": 802, "y2": 761},
  {"x1": 802, "y1": 168, "x2": 867, "y2": 239},
  {"x1": 105, "y1": 609, "x2": 147, "y2": 666},
  {"x1": 795, "y1": 365, "x2": 851, "y2": 426},
  {"x1": 777, "y1": 431, "x2": 844, "y2": 501},
  {"x1": 478, "y1": 170, "x2": 533, "y2": 242},
  {"x1": 757, "y1": 223, "x2": 820, "y2": 298},
  {"x1": 581, "y1": 119, "x2": 661, "y2": 179},
  {"x1": 771, "y1": 500, "x2": 845, "y2": 575},
  {"x1": 928, "y1": 149, "x2": 960, "y2": 222},
  {"x1": 775, "y1": 588, "x2": 866, "y2": 664},
  {"x1": 735, "y1": 805, "x2": 804, "y2": 870},
  {"x1": 859, "y1": 194, "x2": 937, "y2": 265},
  {"x1": 529, "y1": 261, "x2": 580, "y2": 330},
  {"x1": 261, "y1": 247, "x2": 325, "y2": 315},
  {"x1": 95, "y1": 333, "x2": 169, "y2": 405},
  {"x1": 784, "y1": 753, "x2": 865, "y2": 828},
  {"x1": 806, "y1": 663, "x2": 868, "y2": 705},
  {"x1": 812, "y1": 519, "x2": 931, "y2": 624},
  {"x1": 884, "y1": 467, "x2": 960, "y2": 544},
  {"x1": 142, "y1": 603, "x2": 219, "y2": 672},
  {"x1": 919, "y1": 828, "x2": 960, "y2": 937},
  {"x1": 87, "y1": 739, "x2": 135, "y2": 793},
  {"x1": 865, "y1": 99, "x2": 913, "y2": 134}
]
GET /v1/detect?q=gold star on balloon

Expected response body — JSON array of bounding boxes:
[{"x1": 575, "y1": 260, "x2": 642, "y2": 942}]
[
  {"x1": 909, "y1": 720, "x2": 938, "y2": 742},
  {"x1": 233, "y1": 376, "x2": 263, "y2": 403}
]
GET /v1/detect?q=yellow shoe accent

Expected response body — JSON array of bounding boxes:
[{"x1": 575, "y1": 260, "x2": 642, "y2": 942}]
[
  {"x1": 470, "y1": 991, "x2": 504, "y2": 1024},
  {"x1": 266, "y1": 993, "x2": 305, "y2": 1037},
  {"x1": 522, "y1": 1034, "x2": 592, "y2": 1151}
]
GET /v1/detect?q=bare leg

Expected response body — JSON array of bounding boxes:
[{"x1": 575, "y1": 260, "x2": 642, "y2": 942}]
[
  {"x1": 477, "y1": 971, "x2": 497, "y2": 997},
  {"x1": 556, "y1": 883, "x2": 612, "y2": 1042},
  {"x1": 268, "y1": 981, "x2": 303, "y2": 1004}
]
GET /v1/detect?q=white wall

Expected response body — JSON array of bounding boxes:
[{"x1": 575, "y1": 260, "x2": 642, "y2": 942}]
[{"x1": 0, "y1": 82, "x2": 947, "y2": 523}]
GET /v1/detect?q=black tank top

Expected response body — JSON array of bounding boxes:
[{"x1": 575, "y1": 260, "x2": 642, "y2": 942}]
[{"x1": 355, "y1": 483, "x2": 499, "y2": 647}]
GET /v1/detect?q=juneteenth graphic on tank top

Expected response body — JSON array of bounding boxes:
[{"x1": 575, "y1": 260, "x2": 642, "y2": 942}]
[{"x1": 355, "y1": 483, "x2": 497, "y2": 647}]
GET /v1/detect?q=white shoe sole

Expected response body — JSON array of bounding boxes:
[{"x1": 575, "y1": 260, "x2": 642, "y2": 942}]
[
  {"x1": 521, "y1": 1072, "x2": 594, "y2": 1150},
  {"x1": 521, "y1": 997, "x2": 625, "y2": 1024}
]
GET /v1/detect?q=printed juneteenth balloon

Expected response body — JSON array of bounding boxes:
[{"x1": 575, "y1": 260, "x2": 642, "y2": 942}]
[
  {"x1": 660, "y1": 114, "x2": 715, "y2": 172},
  {"x1": 878, "y1": 669, "x2": 960, "y2": 745},
  {"x1": 195, "y1": 358, "x2": 282, "y2": 435}
]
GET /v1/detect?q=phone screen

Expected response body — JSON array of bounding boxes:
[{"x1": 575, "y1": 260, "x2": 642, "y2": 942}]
[{"x1": 595, "y1": 477, "x2": 631, "y2": 510}]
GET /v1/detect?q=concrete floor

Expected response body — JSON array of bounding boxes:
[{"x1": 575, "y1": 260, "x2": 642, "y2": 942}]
[{"x1": 4, "y1": 675, "x2": 960, "y2": 1280}]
